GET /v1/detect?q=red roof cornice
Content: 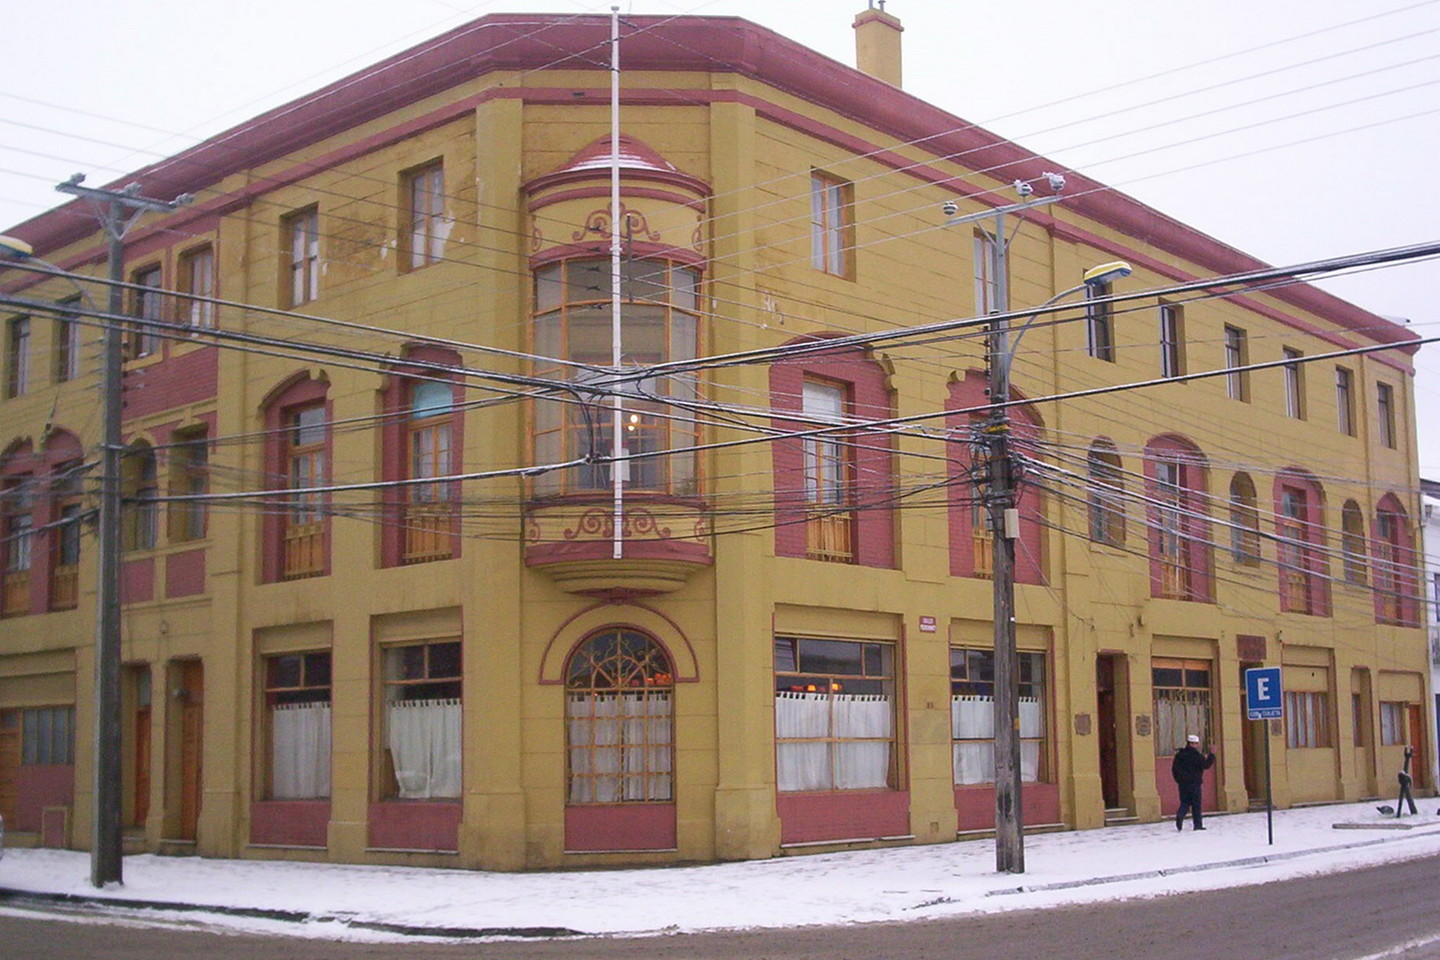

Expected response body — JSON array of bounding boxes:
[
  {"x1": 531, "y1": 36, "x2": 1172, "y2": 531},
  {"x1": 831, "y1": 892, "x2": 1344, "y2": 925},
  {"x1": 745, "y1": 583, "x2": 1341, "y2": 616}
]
[{"x1": 6, "y1": 13, "x2": 1415, "y2": 353}]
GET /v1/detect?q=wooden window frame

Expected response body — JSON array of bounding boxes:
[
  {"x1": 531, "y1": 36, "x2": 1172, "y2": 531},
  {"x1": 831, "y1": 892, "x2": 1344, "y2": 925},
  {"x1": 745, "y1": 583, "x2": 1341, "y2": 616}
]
[
  {"x1": 402, "y1": 380, "x2": 455, "y2": 564},
  {"x1": 1285, "y1": 690, "x2": 1332, "y2": 748},
  {"x1": 128, "y1": 264, "x2": 164, "y2": 359},
  {"x1": 810, "y1": 172, "x2": 854, "y2": 279},
  {"x1": 168, "y1": 428, "x2": 210, "y2": 543},
  {"x1": 802, "y1": 377, "x2": 854, "y2": 563},
  {"x1": 1335, "y1": 366, "x2": 1355, "y2": 436},
  {"x1": 1159, "y1": 302, "x2": 1184, "y2": 378},
  {"x1": 1377, "y1": 382, "x2": 1397, "y2": 449},
  {"x1": 281, "y1": 403, "x2": 327, "y2": 580},
  {"x1": 178, "y1": 244, "x2": 216, "y2": 329},
  {"x1": 1223, "y1": 325, "x2": 1249, "y2": 401},
  {"x1": 1087, "y1": 443, "x2": 1126, "y2": 547},
  {"x1": 1282, "y1": 347, "x2": 1305, "y2": 420},
  {"x1": 260, "y1": 650, "x2": 332, "y2": 800},
  {"x1": 283, "y1": 208, "x2": 320, "y2": 308},
  {"x1": 1085, "y1": 281, "x2": 1115, "y2": 362},
  {"x1": 401, "y1": 161, "x2": 446, "y2": 272},
  {"x1": 6, "y1": 315, "x2": 29, "y2": 398},
  {"x1": 1, "y1": 476, "x2": 32, "y2": 617},
  {"x1": 1151, "y1": 657, "x2": 1213, "y2": 756},
  {"x1": 377, "y1": 639, "x2": 462, "y2": 801},
  {"x1": 53, "y1": 299, "x2": 81, "y2": 383},
  {"x1": 1341, "y1": 499, "x2": 1367, "y2": 586},
  {"x1": 1228, "y1": 472, "x2": 1260, "y2": 566},
  {"x1": 950, "y1": 646, "x2": 1049, "y2": 783}
]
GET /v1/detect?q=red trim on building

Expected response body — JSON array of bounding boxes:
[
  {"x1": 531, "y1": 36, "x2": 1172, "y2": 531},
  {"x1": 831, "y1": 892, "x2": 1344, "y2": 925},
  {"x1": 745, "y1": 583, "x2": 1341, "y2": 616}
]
[
  {"x1": 954, "y1": 782, "x2": 1060, "y2": 832},
  {"x1": 776, "y1": 789, "x2": 909, "y2": 845},
  {"x1": 564, "y1": 802, "x2": 677, "y2": 852},
  {"x1": 250, "y1": 800, "x2": 329, "y2": 847},
  {"x1": 367, "y1": 800, "x2": 461, "y2": 852}
]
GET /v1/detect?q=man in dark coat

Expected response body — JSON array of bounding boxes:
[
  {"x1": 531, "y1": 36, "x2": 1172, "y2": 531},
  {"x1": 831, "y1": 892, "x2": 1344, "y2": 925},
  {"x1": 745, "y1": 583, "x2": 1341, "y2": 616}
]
[{"x1": 1172, "y1": 733, "x2": 1215, "y2": 831}]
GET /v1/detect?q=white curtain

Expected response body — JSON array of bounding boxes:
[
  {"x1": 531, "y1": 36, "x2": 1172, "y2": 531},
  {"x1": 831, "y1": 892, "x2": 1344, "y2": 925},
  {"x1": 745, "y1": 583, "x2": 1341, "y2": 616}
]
[
  {"x1": 952, "y1": 695, "x2": 1044, "y2": 785},
  {"x1": 271, "y1": 702, "x2": 331, "y2": 799},
  {"x1": 387, "y1": 698, "x2": 461, "y2": 799},
  {"x1": 567, "y1": 692, "x2": 672, "y2": 803},
  {"x1": 775, "y1": 691, "x2": 892, "y2": 791}
]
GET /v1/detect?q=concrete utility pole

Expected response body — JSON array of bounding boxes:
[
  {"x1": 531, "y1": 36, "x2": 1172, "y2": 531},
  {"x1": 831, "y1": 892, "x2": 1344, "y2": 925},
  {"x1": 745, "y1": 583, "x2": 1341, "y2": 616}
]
[{"x1": 54, "y1": 174, "x2": 190, "y2": 888}]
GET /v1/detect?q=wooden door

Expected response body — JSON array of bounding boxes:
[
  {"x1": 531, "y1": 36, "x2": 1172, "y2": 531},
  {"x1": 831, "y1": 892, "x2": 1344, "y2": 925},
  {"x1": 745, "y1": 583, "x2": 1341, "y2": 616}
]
[
  {"x1": 1096, "y1": 657, "x2": 1119, "y2": 809},
  {"x1": 178, "y1": 662, "x2": 203, "y2": 841},
  {"x1": 0, "y1": 710, "x2": 18, "y2": 825},
  {"x1": 1408, "y1": 704, "x2": 1428, "y2": 792},
  {"x1": 133, "y1": 704, "x2": 151, "y2": 826}
]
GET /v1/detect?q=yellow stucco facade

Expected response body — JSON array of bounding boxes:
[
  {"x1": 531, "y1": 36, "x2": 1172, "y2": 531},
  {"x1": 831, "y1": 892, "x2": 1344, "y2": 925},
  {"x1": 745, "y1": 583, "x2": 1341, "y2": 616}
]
[{"x1": 0, "y1": 12, "x2": 1427, "y2": 871}]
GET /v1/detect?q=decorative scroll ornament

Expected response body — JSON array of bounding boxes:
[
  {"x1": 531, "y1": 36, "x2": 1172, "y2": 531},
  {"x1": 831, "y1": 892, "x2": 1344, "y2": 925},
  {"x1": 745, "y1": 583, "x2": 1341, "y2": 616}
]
[
  {"x1": 571, "y1": 203, "x2": 662, "y2": 243},
  {"x1": 562, "y1": 507, "x2": 674, "y2": 541}
]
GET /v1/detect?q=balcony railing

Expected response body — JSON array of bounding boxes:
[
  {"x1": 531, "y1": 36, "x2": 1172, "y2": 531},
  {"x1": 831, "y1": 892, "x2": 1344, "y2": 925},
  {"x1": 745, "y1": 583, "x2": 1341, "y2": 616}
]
[
  {"x1": 49, "y1": 564, "x2": 78, "y2": 611},
  {"x1": 282, "y1": 523, "x2": 325, "y2": 580},
  {"x1": 402, "y1": 505, "x2": 453, "y2": 564},
  {"x1": 1, "y1": 570, "x2": 28, "y2": 617},
  {"x1": 806, "y1": 512, "x2": 853, "y2": 563}
]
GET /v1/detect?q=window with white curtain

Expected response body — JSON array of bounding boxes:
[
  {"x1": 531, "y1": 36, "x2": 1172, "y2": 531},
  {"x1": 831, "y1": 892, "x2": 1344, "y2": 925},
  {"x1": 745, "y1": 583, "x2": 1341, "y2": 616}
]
[
  {"x1": 263, "y1": 651, "x2": 331, "y2": 800},
  {"x1": 774, "y1": 636, "x2": 895, "y2": 792},
  {"x1": 565, "y1": 629, "x2": 674, "y2": 804},
  {"x1": 383, "y1": 640, "x2": 461, "y2": 800},
  {"x1": 1152, "y1": 658, "x2": 1213, "y2": 756},
  {"x1": 950, "y1": 647, "x2": 1047, "y2": 785}
]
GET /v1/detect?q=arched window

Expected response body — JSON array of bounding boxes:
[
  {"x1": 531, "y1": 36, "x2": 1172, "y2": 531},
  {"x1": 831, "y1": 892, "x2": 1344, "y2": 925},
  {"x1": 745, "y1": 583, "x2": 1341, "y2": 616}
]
[
  {"x1": 260, "y1": 373, "x2": 330, "y2": 582},
  {"x1": 531, "y1": 258, "x2": 700, "y2": 497},
  {"x1": 1274, "y1": 471, "x2": 1330, "y2": 616},
  {"x1": 1145, "y1": 436, "x2": 1212, "y2": 602},
  {"x1": 1341, "y1": 499, "x2": 1367, "y2": 586},
  {"x1": 1087, "y1": 440, "x2": 1125, "y2": 546},
  {"x1": 1, "y1": 445, "x2": 33, "y2": 618},
  {"x1": 1228, "y1": 472, "x2": 1260, "y2": 565},
  {"x1": 565, "y1": 630, "x2": 674, "y2": 803},
  {"x1": 122, "y1": 443, "x2": 158, "y2": 552},
  {"x1": 1374, "y1": 495, "x2": 1416, "y2": 626},
  {"x1": 403, "y1": 379, "x2": 455, "y2": 562}
]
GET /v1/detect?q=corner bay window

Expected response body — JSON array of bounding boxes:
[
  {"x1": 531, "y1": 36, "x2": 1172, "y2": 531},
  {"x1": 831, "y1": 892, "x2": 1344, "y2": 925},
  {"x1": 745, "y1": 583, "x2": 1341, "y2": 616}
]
[
  {"x1": 774, "y1": 636, "x2": 895, "y2": 791},
  {"x1": 381, "y1": 640, "x2": 461, "y2": 800},
  {"x1": 950, "y1": 648, "x2": 1047, "y2": 784},
  {"x1": 532, "y1": 258, "x2": 700, "y2": 496},
  {"x1": 263, "y1": 652, "x2": 331, "y2": 800}
]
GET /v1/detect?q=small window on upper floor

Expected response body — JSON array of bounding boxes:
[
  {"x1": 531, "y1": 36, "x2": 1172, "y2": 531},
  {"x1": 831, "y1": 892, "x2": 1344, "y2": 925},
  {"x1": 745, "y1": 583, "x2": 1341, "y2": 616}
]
[
  {"x1": 1159, "y1": 303, "x2": 1184, "y2": 378},
  {"x1": 168, "y1": 427, "x2": 210, "y2": 543},
  {"x1": 1335, "y1": 366, "x2": 1355, "y2": 436},
  {"x1": 810, "y1": 172, "x2": 854, "y2": 279},
  {"x1": 283, "y1": 208, "x2": 320, "y2": 308},
  {"x1": 5, "y1": 315, "x2": 29, "y2": 398},
  {"x1": 1282, "y1": 347, "x2": 1305, "y2": 419},
  {"x1": 179, "y1": 245, "x2": 215, "y2": 329},
  {"x1": 1377, "y1": 382, "x2": 1397, "y2": 449},
  {"x1": 122, "y1": 443, "x2": 159, "y2": 552},
  {"x1": 1085, "y1": 281, "x2": 1115, "y2": 362},
  {"x1": 1223, "y1": 325, "x2": 1249, "y2": 401},
  {"x1": 54, "y1": 298, "x2": 81, "y2": 383},
  {"x1": 128, "y1": 265, "x2": 164, "y2": 359},
  {"x1": 402, "y1": 161, "x2": 446, "y2": 272}
]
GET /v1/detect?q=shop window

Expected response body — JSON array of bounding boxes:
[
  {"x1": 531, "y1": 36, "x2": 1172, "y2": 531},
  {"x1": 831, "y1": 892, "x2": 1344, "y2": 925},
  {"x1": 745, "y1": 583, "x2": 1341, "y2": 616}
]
[
  {"x1": 564, "y1": 630, "x2": 674, "y2": 803},
  {"x1": 21, "y1": 705, "x2": 75, "y2": 765},
  {"x1": 380, "y1": 640, "x2": 461, "y2": 799},
  {"x1": 773, "y1": 636, "x2": 895, "y2": 791},
  {"x1": 1152, "y1": 657, "x2": 1212, "y2": 756},
  {"x1": 1285, "y1": 691, "x2": 1332, "y2": 748},
  {"x1": 1380, "y1": 701, "x2": 1406, "y2": 746},
  {"x1": 950, "y1": 647, "x2": 1047, "y2": 784},
  {"x1": 262, "y1": 652, "x2": 331, "y2": 799}
]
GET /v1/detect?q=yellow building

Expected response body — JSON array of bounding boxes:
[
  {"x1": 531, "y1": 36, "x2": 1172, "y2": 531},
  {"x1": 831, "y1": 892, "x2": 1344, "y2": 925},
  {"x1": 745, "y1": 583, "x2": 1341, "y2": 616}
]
[{"x1": 0, "y1": 9, "x2": 1428, "y2": 870}]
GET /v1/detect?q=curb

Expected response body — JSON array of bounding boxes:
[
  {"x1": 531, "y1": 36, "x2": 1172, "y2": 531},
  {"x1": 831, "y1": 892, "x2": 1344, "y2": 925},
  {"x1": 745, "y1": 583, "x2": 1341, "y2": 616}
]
[{"x1": 0, "y1": 888, "x2": 586, "y2": 940}]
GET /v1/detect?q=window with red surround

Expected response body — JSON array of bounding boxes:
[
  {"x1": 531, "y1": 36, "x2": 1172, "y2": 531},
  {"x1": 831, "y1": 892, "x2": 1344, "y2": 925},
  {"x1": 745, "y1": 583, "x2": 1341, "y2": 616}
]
[
  {"x1": 1272, "y1": 470, "x2": 1330, "y2": 617},
  {"x1": 260, "y1": 374, "x2": 331, "y2": 582},
  {"x1": 946, "y1": 371, "x2": 1044, "y2": 583},
  {"x1": 1374, "y1": 494, "x2": 1417, "y2": 626},
  {"x1": 378, "y1": 346, "x2": 463, "y2": 567},
  {"x1": 769, "y1": 338, "x2": 894, "y2": 568},
  {"x1": 1144, "y1": 435, "x2": 1213, "y2": 602}
]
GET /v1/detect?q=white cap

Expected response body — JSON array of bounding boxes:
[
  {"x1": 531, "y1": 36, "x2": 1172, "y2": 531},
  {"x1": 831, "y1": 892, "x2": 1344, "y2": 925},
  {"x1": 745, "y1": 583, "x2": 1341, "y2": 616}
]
[{"x1": 1187, "y1": 734, "x2": 1200, "y2": 743}]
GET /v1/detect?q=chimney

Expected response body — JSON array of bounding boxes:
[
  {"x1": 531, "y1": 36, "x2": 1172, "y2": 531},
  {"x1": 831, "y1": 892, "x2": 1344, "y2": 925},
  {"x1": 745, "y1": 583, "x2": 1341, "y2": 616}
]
[{"x1": 853, "y1": 2, "x2": 903, "y2": 88}]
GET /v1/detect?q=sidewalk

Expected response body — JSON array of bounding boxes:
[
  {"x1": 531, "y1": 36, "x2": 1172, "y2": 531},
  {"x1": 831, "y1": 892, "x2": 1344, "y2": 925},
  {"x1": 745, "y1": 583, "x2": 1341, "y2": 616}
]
[{"x1": 2, "y1": 801, "x2": 1439, "y2": 942}]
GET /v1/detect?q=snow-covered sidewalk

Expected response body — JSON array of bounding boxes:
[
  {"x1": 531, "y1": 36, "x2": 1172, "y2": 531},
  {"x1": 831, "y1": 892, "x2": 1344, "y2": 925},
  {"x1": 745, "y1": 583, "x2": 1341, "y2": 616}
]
[{"x1": 3, "y1": 802, "x2": 1440, "y2": 942}]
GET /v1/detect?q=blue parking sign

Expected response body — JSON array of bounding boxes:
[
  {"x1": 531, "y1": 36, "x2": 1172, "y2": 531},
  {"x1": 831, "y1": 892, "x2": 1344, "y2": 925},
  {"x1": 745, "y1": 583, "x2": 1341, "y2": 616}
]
[{"x1": 1246, "y1": 667, "x2": 1282, "y2": 720}]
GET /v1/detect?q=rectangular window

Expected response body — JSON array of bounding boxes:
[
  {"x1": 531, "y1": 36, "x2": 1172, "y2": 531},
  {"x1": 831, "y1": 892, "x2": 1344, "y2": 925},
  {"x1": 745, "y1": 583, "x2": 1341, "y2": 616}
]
[
  {"x1": 950, "y1": 647, "x2": 1047, "y2": 784},
  {"x1": 381, "y1": 640, "x2": 462, "y2": 799},
  {"x1": 1335, "y1": 367, "x2": 1355, "y2": 436},
  {"x1": 54, "y1": 299, "x2": 81, "y2": 383},
  {"x1": 1377, "y1": 382, "x2": 1397, "y2": 449},
  {"x1": 284, "y1": 208, "x2": 320, "y2": 307},
  {"x1": 20, "y1": 705, "x2": 74, "y2": 765},
  {"x1": 169, "y1": 429, "x2": 209, "y2": 542},
  {"x1": 50, "y1": 462, "x2": 82, "y2": 611},
  {"x1": 1352, "y1": 693, "x2": 1365, "y2": 748},
  {"x1": 129, "y1": 265, "x2": 164, "y2": 358},
  {"x1": 179, "y1": 245, "x2": 215, "y2": 328},
  {"x1": 1433, "y1": 571, "x2": 1440, "y2": 621},
  {"x1": 282, "y1": 405, "x2": 327, "y2": 579},
  {"x1": 1159, "y1": 303, "x2": 1184, "y2": 378},
  {"x1": 1285, "y1": 690, "x2": 1332, "y2": 748},
  {"x1": 810, "y1": 172, "x2": 853, "y2": 278},
  {"x1": 5, "y1": 315, "x2": 28, "y2": 397},
  {"x1": 1085, "y1": 281, "x2": 1115, "y2": 361},
  {"x1": 1152, "y1": 658, "x2": 1212, "y2": 756},
  {"x1": 773, "y1": 636, "x2": 895, "y2": 791},
  {"x1": 1155, "y1": 461, "x2": 1189, "y2": 599},
  {"x1": 263, "y1": 651, "x2": 332, "y2": 799},
  {"x1": 403, "y1": 162, "x2": 445, "y2": 271},
  {"x1": 801, "y1": 379, "x2": 852, "y2": 562},
  {"x1": 1, "y1": 478, "x2": 32, "y2": 617},
  {"x1": 1379, "y1": 701, "x2": 1406, "y2": 746},
  {"x1": 1224, "y1": 325, "x2": 1249, "y2": 401},
  {"x1": 1278, "y1": 486, "x2": 1312, "y2": 614},
  {"x1": 972, "y1": 230, "x2": 1004, "y2": 316},
  {"x1": 403, "y1": 381, "x2": 455, "y2": 563},
  {"x1": 1283, "y1": 347, "x2": 1305, "y2": 419}
]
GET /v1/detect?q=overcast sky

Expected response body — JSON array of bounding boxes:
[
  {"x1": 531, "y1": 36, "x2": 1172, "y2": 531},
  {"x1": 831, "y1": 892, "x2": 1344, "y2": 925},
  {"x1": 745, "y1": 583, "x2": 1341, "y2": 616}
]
[{"x1": 3, "y1": 0, "x2": 1436, "y2": 473}]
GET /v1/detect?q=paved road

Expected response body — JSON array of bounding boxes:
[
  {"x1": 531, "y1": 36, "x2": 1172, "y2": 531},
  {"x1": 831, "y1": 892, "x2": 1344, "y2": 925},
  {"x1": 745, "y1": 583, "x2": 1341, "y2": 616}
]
[{"x1": 4, "y1": 852, "x2": 1440, "y2": 960}]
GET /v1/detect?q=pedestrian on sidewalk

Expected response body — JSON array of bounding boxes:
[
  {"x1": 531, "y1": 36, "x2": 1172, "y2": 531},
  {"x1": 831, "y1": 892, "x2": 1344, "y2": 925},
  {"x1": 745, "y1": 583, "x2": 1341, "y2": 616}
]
[{"x1": 1172, "y1": 733, "x2": 1215, "y2": 831}]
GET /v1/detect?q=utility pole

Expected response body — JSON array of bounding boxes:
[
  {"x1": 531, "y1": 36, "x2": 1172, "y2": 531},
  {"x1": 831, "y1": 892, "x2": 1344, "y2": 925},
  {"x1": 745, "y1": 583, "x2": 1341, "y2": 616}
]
[{"x1": 54, "y1": 174, "x2": 190, "y2": 888}]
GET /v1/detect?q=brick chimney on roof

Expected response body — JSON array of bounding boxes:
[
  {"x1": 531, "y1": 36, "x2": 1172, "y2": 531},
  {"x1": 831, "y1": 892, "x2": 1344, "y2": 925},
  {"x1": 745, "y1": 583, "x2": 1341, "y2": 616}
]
[{"x1": 854, "y1": 2, "x2": 903, "y2": 88}]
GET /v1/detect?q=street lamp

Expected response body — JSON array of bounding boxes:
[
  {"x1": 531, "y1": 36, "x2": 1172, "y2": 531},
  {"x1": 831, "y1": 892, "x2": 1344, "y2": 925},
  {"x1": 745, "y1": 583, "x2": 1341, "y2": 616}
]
[{"x1": 984, "y1": 256, "x2": 1131, "y2": 874}]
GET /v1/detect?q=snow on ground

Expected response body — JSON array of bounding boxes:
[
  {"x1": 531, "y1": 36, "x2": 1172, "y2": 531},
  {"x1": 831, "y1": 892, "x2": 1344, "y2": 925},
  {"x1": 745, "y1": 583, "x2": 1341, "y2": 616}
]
[{"x1": 2, "y1": 802, "x2": 1440, "y2": 942}]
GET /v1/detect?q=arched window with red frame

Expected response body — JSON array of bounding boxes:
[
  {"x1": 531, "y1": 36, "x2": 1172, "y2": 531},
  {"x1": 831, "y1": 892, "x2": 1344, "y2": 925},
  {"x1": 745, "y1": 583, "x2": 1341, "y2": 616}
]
[
  {"x1": 1144, "y1": 435, "x2": 1213, "y2": 602},
  {"x1": 379, "y1": 346, "x2": 463, "y2": 567},
  {"x1": 1273, "y1": 469, "x2": 1330, "y2": 616},
  {"x1": 260, "y1": 373, "x2": 331, "y2": 582},
  {"x1": 1374, "y1": 494, "x2": 1417, "y2": 626}
]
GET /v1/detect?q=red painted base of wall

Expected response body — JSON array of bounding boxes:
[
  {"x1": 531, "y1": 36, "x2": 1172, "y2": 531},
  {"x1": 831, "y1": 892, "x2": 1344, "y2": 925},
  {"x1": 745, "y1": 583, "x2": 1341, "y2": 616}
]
[
  {"x1": 564, "y1": 802, "x2": 676, "y2": 851},
  {"x1": 954, "y1": 781, "x2": 1061, "y2": 832},
  {"x1": 250, "y1": 800, "x2": 329, "y2": 847},
  {"x1": 1154, "y1": 758, "x2": 1218, "y2": 815},
  {"x1": 14, "y1": 765, "x2": 74, "y2": 834},
  {"x1": 367, "y1": 800, "x2": 461, "y2": 851},
  {"x1": 777, "y1": 789, "x2": 910, "y2": 845}
]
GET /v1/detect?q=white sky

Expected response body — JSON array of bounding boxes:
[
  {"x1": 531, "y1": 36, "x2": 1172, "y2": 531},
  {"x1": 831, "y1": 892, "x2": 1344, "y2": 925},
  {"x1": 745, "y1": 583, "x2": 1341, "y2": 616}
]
[
  {"x1": 1, "y1": 802, "x2": 1438, "y2": 944},
  {"x1": 2, "y1": 0, "x2": 1436, "y2": 472}
]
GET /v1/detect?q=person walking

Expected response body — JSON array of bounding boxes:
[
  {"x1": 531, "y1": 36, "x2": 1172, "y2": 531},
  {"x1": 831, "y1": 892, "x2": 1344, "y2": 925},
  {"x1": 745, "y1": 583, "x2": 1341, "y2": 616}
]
[{"x1": 1172, "y1": 733, "x2": 1215, "y2": 831}]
